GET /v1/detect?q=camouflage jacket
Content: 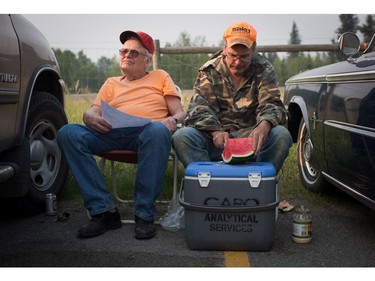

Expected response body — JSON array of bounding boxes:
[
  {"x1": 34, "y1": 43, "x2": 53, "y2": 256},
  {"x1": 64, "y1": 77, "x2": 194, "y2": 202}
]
[{"x1": 184, "y1": 51, "x2": 287, "y2": 138}]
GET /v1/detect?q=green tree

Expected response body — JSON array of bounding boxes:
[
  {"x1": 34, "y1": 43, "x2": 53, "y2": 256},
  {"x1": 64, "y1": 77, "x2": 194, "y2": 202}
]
[
  {"x1": 160, "y1": 32, "x2": 210, "y2": 89},
  {"x1": 336, "y1": 14, "x2": 359, "y2": 36},
  {"x1": 97, "y1": 56, "x2": 122, "y2": 84},
  {"x1": 263, "y1": 52, "x2": 280, "y2": 65},
  {"x1": 54, "y1": 49, "x2": 79, "y2": 93},
  {"x1": 54, "y1": 48, "x2": 111, "y2": 93},
  {"x1": 76, "y1": 51, "x2": 102, "y2": 93},
  {"x1": 358, "y1": 14, "x2": 375, "y2": 43},
  {"x1": 288, "y1": 21, "x2": 301, "y2": 59}
]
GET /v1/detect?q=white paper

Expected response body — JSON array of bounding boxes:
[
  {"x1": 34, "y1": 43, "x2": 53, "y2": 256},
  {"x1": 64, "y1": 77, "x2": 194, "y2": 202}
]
[{"x1": 101, "y1": 100, "x2": 151, "y2": 128}]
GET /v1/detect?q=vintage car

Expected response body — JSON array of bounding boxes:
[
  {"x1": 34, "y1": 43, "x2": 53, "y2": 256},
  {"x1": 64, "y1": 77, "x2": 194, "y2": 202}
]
[
  {"x1": 284, "y1": 32, "x2": 375, "y2": 210},
  {"x1": 0, "y1": 15, "x2": 68, "y2": 215}
]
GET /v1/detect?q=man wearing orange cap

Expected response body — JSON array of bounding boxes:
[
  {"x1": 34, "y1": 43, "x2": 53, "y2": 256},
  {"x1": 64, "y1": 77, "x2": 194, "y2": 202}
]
[
  {"x1": 173, "y1": 22, "x2": 292, "y2": 174},
  {"x1": 58, "y1": 30, "x2": 185, "y2": 239}
]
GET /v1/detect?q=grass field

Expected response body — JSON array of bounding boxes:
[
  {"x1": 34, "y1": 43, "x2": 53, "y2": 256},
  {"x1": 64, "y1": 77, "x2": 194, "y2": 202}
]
[{"x1": 61, "y1": 91, "x2": 323, "y2": 206}]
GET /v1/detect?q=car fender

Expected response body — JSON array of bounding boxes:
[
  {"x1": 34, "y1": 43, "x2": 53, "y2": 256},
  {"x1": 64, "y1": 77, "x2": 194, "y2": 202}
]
[{"x1": 286, "y1": 95, "x2": 310, "y2": 142}]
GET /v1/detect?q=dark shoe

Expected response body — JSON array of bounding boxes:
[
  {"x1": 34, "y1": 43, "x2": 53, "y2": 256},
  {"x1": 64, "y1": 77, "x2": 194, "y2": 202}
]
[
  {"x1": 134, "y1": 216, "x2": 156, "y2": 240},
  {"x1": 78, "y1": 208, "x2": 122, "y2": 238}
]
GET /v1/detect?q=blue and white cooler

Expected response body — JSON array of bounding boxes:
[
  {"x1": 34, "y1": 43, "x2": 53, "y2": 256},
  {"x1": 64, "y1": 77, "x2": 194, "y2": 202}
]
[{"x1": 179, "y1": 161, "x2": 278, "y2": 251}]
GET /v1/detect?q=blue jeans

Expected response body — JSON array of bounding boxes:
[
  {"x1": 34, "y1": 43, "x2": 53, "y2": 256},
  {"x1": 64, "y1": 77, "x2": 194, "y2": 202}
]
[
  {"x1": 172, "y1": 125, "x2": 292, "y2": 173},
  {"x1": 57, "y1": 122, "x2": 171, "y2": 221}
]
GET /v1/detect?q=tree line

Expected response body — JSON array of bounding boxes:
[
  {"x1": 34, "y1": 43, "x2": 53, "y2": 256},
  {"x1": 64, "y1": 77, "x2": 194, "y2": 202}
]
[{"x1": 54, "y1": 14, "x2": 375, "y2": 94}]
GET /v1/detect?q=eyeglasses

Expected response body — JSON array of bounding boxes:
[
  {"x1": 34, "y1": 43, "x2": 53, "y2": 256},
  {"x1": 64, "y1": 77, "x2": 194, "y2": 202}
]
[
  {"x1": 119, "y1": 48, "x2": 150, "y2": 58},
  {"x1": 226, "y1": 51, "x2": 252, "y2": 62}
]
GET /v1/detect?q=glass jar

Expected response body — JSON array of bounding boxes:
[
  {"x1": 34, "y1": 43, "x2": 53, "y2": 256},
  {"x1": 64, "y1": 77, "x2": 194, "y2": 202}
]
[{"x1": 292, "y1": 205, "x2": 312, "y2": 244}]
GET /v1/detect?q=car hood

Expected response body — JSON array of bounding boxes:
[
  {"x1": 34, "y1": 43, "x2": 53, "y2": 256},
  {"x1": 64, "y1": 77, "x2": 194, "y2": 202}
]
[{"x1": 286, "y1": 53, "x2": 375, "y2": 84}]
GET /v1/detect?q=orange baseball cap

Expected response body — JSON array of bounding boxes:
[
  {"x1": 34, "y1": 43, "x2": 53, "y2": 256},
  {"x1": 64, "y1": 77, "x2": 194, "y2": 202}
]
[{"x1": 223, "y1": 22, "x2": 257, "y2": 48}]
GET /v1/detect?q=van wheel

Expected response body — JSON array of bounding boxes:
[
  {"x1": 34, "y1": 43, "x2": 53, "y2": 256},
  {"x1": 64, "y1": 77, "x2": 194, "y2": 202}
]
[{"x1": 16, "y1": 91, "x2": 68, "y2": 215}]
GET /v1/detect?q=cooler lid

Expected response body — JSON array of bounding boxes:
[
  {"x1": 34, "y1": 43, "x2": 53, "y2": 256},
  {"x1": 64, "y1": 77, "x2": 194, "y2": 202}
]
[{"x1": 185, "y1": 161, "x2": 276, "y2": 178}]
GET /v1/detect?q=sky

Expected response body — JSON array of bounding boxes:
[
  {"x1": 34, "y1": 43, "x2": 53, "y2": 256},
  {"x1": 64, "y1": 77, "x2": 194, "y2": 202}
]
[{"x1": 7, "y1": 1, "x2": 370, "y2": 63}]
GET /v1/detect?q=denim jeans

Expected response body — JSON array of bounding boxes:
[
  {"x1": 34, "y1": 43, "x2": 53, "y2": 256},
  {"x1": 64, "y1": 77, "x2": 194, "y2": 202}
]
[
  {"x1": 172, "y1": 125, "x2": 292, "y2": 173},
  {"x1": 57, "y1": 122, "x2": 171, "y2": 221}
]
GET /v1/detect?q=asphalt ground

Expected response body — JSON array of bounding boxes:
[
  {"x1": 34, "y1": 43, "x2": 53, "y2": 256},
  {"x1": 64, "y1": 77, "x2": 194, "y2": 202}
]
[{"x1": 0, "y1": 193, "x2": 374, "y2": 280}]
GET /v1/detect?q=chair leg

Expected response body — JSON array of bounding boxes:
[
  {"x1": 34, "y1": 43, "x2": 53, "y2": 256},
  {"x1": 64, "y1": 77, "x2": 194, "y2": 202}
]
[
  {"x1": 111, "y1": 160, "x2": 132, "y2": 204},
  {"x1": 109, "y1": 159, "x2": 174, "y2": 205},
  {"x1": 172, "y1": 152, "x2": 178, "y2": 202},
  {"x1": 110, "y1": 160, "x2": 138, "y2": 224},
  {"x1": 106, "y1": 153, "x2": 178, "y2": 225}
]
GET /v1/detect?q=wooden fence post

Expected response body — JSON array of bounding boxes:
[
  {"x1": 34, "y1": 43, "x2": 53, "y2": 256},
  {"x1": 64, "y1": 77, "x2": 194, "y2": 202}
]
[{"x1": 153, "y1": 39, "x2": 160, "y2": 70}]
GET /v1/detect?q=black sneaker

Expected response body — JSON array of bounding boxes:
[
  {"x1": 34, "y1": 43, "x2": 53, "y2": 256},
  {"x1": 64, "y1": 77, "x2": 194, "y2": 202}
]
[
  {"x1": 134, "y1": 216, "x2": 156, "y2": 240},
  {"x1": 78, "y1": 208, "x2": 122, "y2": 238}
]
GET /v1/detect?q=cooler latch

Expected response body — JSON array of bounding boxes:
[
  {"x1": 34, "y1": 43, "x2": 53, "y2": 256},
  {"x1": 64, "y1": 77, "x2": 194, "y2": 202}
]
[
  {"x1": 249, "y1": 173, "x2": 261, "y2": 188},
  {"x1": 198, "y1": 172, "x2": 211, "y2": 187}
]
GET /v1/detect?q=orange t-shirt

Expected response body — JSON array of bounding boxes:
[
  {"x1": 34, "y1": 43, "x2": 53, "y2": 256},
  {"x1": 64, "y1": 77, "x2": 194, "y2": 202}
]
[{"x1": 93, "y1": 69, "x2": 180, "y2": 122}]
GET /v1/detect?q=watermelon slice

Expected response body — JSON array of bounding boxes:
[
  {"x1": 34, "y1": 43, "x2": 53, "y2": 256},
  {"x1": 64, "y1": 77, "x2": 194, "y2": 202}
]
[{"x1": 222, "y1": 138, "x2": 255, "y2": 164}]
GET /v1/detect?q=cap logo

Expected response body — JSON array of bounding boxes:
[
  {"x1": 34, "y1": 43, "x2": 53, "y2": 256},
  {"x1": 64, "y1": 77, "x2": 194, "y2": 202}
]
[{"x1": 231, "y1": 26, "x2": 251, "y2": 35}]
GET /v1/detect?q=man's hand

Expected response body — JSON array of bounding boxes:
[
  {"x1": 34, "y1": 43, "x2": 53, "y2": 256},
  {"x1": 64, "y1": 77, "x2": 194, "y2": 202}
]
[
  {"x1": 83, "y1": 105, "x2": 112, "y2": 134},
  {"x1": 161, "y1": 116, "x2": 178, "y2": 134},
  {"x1": 249, "y1": 120, "x2": 271, "y2": 155},
  {"x1": 211, "y1": 131, "x2": 230, "y2": 149}
]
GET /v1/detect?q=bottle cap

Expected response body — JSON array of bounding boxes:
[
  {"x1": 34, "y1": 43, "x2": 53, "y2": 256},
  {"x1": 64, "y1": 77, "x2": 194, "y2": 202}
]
[{"x1": 294, "y1": 205, "x2": 310, "y2": 214}]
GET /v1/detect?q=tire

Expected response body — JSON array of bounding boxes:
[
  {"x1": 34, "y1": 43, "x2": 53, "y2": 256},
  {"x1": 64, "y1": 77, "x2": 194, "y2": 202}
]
[
  {"x1": 16, "y1": 91, "x2": 69, "y2": 215},
  {"x1": 297, "y1": 118, "x2": 329, "y2": 193}
]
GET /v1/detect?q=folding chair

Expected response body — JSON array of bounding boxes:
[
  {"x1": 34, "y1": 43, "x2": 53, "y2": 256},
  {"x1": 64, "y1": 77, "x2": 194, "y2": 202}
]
[{"x1": 99, "y1": 149, "x2": 179, "y2": 204}]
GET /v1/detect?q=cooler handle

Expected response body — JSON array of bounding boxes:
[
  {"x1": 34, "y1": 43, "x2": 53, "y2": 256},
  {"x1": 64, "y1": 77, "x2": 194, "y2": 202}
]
[{"x1": 178, "y1": 179, "x2": 279, "y2": 213}]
